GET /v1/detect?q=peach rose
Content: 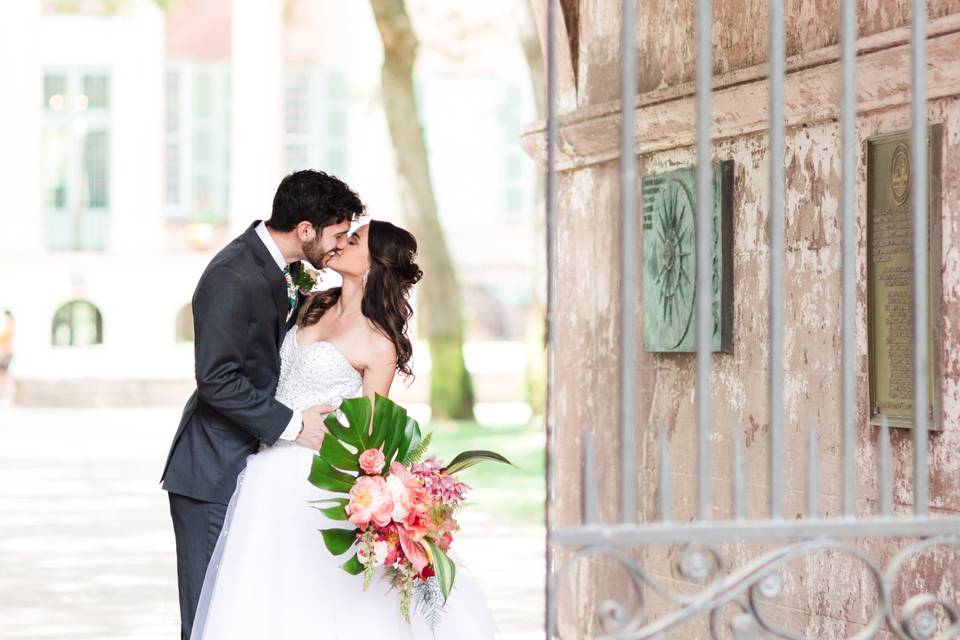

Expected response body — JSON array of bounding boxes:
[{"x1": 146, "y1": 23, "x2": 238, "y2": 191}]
[
  {"x1": 346, "y1": 475, "x2": 394, "y2": 529},
  {"x1": 358, "y1": 448, "x2": 386, "y2": 475}
]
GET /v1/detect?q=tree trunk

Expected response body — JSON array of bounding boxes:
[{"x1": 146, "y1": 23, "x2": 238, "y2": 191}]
[{"x1": 368, "y1": 0, "x2": 474, "y2": 420}]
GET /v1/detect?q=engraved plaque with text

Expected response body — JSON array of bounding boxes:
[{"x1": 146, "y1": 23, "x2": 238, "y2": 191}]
[{"x1": 866, "y1": 127, "x2": 942, "y2": 430}]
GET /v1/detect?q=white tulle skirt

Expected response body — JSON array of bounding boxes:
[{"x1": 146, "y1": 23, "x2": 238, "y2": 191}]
[{"x1": 192, "y1": 442, "x2": 498, "y2": 639}]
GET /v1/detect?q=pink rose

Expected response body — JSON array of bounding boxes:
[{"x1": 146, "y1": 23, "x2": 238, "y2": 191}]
[
  {"x1": 358, "y1": 448, "x2": 386, "y2": 475},
  {"x1": 390, "y1": 461, "x2": 420, "y2": 487},
  {"x1": 346, "y1": 475, "x2": 394, "y2": 529}
]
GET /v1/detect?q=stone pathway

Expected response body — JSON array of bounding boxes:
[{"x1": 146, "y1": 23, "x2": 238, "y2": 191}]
[{"x1": 0, "y1": 406, "x2": 544, "y2": 639}]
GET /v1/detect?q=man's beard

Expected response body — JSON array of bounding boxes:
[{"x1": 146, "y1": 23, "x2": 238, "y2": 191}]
[{"x1": 302, "y1": 236, "x2": 331, "y2": 267}]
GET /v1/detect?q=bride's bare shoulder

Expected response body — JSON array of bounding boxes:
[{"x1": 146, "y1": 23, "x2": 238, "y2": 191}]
[{"x1": 363, "y1": 321, "x2": 397, "y2": 363}]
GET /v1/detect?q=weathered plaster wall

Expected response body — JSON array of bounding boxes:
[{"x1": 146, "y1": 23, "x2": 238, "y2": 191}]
[
  {"x1": 538, "y1": 1, "x2": 960, "y2": 637},
  {"x1": 577, "y1": 0, "x2": 960, "y2": 105}
]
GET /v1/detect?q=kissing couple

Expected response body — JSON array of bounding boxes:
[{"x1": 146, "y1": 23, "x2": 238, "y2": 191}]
[{"x1": 160, "y1": 170, "x2": 496, "y2": 639}]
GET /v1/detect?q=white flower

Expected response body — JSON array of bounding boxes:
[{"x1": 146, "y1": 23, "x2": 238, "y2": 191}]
[
  {"x1": 386, "y1": 474, "x2": 410, "y2": 521},
  {"x1": 371, "y1": 540, "x2": 388, "y2": 567}
]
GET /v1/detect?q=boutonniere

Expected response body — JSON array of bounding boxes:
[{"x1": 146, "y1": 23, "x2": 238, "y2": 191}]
[{"x1": 294, "y1": 263, "x2": 323, "y2": 295}]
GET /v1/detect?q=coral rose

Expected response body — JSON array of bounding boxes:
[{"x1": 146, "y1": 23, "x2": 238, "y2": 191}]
[
  {"x1": 346, "y1": 475, "x2": 394, "y2": 529},
  {"x1": 358, "y1": 448, "x2": 385, "y2": 475}
]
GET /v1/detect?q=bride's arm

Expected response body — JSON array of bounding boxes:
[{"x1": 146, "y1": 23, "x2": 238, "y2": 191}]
[{"x1": 361, "y1": 338, "x2": 398, "y2": 408}]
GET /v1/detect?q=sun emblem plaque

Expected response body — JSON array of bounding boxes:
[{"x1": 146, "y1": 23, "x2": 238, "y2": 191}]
[{"x1": 641, "y1": 161, "x2": 733, "y2": 353}]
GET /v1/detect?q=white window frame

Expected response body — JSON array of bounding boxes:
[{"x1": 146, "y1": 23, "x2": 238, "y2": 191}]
[
  {"x1": 42, "y1": 66, "x2": 112, "y2": 251},
  {"x1": 164, "y1": 60, "x2": 231, "y2": 223},
  {"x1": 283, "y1": 65, "x2": 349, "y2": 178}
]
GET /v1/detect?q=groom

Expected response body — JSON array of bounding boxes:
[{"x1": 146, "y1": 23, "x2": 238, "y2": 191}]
[{"x1": 160, "y1": 170, "x2": 365, "y2": 639}]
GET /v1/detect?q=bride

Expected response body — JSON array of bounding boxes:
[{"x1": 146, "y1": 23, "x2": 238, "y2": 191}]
[{"x1": 192, "y1": 220, "x2": 497, "y2": 639}]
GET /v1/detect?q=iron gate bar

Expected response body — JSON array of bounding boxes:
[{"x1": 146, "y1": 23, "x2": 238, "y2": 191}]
[
  {"x1": 695, "y1": 0, "x2": 714, "y2": 523},
  {"x1": 880, "y1": 416, "x2": 893, "y2": 516},
  {"x1": 911, "y1": 0, "x2": 930, "y2": 515},
  {"x1": 619, "y1": 0, "x2": 638, "y2": 525},
  {"x1": 544, "y1": 0, "x2": 559, "y2": 636},
  {"x1": 840, "y1": 0, "x2": 858, "y2": 518},
  {"x1": 768, "y1": 0, "x2": 786, "y2": 522},
  {"x1": 552, "y1": 517, "x2": 960, "y2": 547}
]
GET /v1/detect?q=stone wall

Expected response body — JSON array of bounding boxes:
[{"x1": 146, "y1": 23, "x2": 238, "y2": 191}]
[{"x1": 524, "y1": 2, "x2": 960, "y2": 636}]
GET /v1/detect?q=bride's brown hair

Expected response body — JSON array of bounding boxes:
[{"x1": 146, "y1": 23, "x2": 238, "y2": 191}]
[{"x1": 298, "y1": 220, "x2": 422, "y2": 377}]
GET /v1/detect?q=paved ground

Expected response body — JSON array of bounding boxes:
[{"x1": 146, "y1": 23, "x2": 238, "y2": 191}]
[{"x1": 0, "y1": 406, "x2": 544, "y2": 639}]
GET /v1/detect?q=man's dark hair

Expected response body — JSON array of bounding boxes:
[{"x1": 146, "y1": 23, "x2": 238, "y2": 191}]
[{"x1": 266, "y1": 170, "x2": 365, "y2": 232}]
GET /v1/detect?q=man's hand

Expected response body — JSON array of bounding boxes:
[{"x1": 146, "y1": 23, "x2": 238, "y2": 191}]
[{"x1": 295, "y1": 404, "x2": 334, "y2": 450}]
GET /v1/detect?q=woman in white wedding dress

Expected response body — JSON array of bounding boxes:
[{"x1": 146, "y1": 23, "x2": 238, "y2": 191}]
[{"x1": 192, "y1": 221, "x2": 497, "y2": 639}]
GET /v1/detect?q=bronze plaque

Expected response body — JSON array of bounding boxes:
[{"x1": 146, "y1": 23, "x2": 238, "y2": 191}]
[{"x1": 866, "y1": 126, "x2": 942, "y2": 430}]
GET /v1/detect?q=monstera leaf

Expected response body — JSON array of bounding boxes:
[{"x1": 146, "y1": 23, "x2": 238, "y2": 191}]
[
  {"x1": 308, "y1": 456, "x2": 355, "y2": 493},
  {"x1": 309, "y1": 395, "x2": 422, "y2": 495},
  {"x1": 322, "y1": 396, "x2": 372, "y2": 450}
]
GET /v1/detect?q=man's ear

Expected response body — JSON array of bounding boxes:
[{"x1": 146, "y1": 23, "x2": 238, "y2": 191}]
[{"x1": 295, "y1": 221, "x2": 315, "y2": 241}]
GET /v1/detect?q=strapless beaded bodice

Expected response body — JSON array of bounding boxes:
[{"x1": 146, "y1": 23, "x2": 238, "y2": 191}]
[{"x1": 274, "y1": 327, "x2": 363, "y2": 412}]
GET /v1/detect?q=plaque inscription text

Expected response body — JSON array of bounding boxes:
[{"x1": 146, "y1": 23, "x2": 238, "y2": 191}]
[{"x1": 866, "y1": 128, "x2": 942, "y2": 429}]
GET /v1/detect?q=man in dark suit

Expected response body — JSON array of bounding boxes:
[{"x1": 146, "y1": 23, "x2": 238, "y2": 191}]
[{"x1": 161, "y1": 170, "x2": 365, "y2": 638}]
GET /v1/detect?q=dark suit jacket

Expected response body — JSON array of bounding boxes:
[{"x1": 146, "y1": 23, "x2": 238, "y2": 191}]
[{"x1": 161, "y1": 221, "x2": 303, "y2": 504}]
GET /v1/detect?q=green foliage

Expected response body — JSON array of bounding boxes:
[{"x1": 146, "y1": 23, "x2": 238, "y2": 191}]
[
  {"x1": 324, "y1": 397, "x2": 373, "y2": 449},
  {"x1": 400, "y1": 432, "x2": 432, "y2": 465},
  {"x1": 394, "y1": 416, "x2": 422, "y2": 468},
  {"x1": 423, "y1": 540, "x2": 456, "y2": 603},
  {"x1": 311, "y1": 497, "x2": 350, "y2": 521},
  {"x1": 319, "y1": 435, "x2": 360, "y2": 472},
  {"x1": 374, "y1": 394, "x2": 417, "y2": 471},
  {"x1": 443, "y1": 449, "x2": 513, "y2": 475},
  {"x1": 341, "y1": 553, "x2": 364, "y2": 576},
  {"x1": 308, "y1": 456, "x2": 355, "y2": 493},
  {"x1": 320, "y1": 528, "x2": 357, "y2": 556}
]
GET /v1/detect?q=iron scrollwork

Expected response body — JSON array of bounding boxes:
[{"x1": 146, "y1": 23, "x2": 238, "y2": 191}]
[{"x1": 551, "y1": 536, "x2": 960, "y2": 639}]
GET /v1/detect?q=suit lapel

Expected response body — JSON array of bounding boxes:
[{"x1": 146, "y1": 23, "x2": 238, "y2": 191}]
[
  {"x1": 272, "y1": 272, "x2": 289, "y2": 349},
  {"x1": 243, "y1": 222, "x2": 291, "y2": 350}
]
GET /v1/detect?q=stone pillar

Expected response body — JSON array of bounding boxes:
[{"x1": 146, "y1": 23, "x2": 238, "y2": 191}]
[
  {"x1": 230, "y1": 0, "x2": 285, "y2": 235},
  {"x1": 0, "y1": 0, "x2": 43, "y2": 258}
]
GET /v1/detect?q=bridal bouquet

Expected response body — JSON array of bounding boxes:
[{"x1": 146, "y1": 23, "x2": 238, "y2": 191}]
[{"x1": 308, "y1": 395, "x2": 511, "y2": 624}]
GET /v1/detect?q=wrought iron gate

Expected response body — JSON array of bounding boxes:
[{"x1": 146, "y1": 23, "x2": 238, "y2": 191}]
[{"x1": 542, "y1": 0, "x2": 960, "y2": 637}]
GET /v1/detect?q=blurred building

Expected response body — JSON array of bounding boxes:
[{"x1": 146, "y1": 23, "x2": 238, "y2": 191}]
[{"x1": 0, "y1": 0, "x2": 538, "y2": 412}]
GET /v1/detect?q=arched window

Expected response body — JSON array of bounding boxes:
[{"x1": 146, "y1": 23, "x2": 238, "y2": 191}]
[
  {"x1": 175, "y1": 304, "x2": 194, "y2": 342},
  {"x1": 51, "y1": 300, "x2": 103, "y2": 346}
]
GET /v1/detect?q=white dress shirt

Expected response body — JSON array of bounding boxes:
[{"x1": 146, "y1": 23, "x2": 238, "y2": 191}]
[{"x1": 255, "y1": 221, "x2": 302, "y2": 441}]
